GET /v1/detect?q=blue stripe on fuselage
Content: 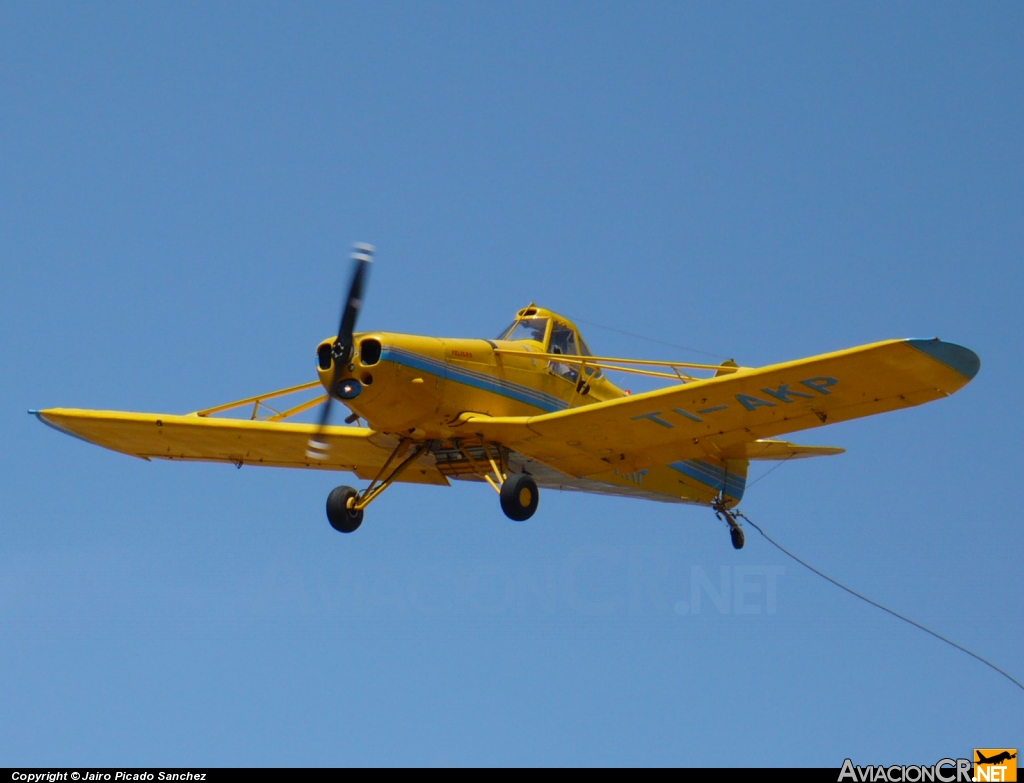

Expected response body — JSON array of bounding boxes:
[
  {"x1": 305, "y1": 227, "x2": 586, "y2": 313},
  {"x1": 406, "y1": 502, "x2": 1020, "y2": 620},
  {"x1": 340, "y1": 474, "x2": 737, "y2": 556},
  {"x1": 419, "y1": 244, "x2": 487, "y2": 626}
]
[
  {"x1": 381, "y1": 347, "x2": 569, "y2": 413},
  {"x1": 669, "y1": 459, "x2": 746, "y2": 500}
]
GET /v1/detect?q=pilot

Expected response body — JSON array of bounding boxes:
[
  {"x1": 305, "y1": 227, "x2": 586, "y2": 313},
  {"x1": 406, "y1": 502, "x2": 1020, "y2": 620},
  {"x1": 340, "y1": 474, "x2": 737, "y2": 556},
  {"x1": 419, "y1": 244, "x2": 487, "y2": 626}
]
[
  {"x1": 524, "y1": 321, "x2": 547, "y2": 343},
  {"x1": 548, "y1": 324, "x2": 579, "y2": 382}
]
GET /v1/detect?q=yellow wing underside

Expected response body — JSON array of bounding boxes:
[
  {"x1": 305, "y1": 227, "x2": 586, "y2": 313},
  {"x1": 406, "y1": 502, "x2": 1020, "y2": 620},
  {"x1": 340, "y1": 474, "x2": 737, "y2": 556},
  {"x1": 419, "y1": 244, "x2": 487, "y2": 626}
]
[{"x1": 35, "y1": 409, "x2": 450, "y2": 485}]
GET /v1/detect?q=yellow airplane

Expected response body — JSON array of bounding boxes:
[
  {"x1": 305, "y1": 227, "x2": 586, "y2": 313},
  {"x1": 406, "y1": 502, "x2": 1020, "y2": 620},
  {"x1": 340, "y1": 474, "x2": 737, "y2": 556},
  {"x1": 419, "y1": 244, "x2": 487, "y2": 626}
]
[{"x1": 32, "y1": 245, "x2": 980, "y2": 549}]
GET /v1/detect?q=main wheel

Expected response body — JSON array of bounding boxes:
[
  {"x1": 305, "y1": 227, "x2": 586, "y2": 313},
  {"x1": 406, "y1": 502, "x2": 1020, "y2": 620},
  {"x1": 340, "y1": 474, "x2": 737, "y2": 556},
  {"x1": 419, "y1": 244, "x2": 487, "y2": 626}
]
[
  {"x1": 326, "y1": 485, "x2": 364, "y2": 533},
  {"x1": 500, "y1": 473, "x2": 539, "y2": 521}
]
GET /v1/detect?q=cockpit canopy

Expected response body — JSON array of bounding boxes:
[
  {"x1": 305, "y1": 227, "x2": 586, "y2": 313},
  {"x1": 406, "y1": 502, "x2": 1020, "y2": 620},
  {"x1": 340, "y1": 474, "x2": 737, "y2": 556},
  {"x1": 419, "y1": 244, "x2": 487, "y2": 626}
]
[
  {"x1": 497, "y1": 317, "x2": 549, "y2": 344},
  {"x1": 495, "y1": 305, "x2": 601, "y2": 380}
]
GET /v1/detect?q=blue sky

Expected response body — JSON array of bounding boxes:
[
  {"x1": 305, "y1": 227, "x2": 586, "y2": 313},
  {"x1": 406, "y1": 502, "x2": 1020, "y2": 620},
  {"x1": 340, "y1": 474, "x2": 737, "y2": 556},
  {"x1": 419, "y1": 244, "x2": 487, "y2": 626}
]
[{"x1": 1, "y1": 2, "x2": 1021, "y2": 766}]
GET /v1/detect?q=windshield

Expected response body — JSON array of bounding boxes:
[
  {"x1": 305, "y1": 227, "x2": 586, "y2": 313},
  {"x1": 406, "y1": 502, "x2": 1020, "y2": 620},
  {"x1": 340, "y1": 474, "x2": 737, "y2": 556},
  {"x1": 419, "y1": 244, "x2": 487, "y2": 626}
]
[{"x1": 498, "y1": 318, "x2": 549, "y2": 344}]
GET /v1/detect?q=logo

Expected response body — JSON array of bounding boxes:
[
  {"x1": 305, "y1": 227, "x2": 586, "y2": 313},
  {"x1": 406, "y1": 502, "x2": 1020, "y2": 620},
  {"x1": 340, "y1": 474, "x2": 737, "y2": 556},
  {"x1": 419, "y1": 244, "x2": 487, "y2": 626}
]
[
  {"x1": 975, "y1": 750, "x2": 1017, "y2": 782},
  {"x1": 631, "y1": 376, "x2": 839, "y2": 429},
  {"x1": 840, "y1": 759, "x2": 972, "y2": 782}
]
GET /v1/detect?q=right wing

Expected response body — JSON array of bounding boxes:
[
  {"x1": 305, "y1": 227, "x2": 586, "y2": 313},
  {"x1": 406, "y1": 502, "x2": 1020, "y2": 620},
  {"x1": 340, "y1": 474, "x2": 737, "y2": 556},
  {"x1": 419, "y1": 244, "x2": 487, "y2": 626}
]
[
  {"x1": 33, "y1": 408, "x2": 450, "y2": 485},
  {"x1": 457, "y1": 338, "x2": 979, "y2": 477}
]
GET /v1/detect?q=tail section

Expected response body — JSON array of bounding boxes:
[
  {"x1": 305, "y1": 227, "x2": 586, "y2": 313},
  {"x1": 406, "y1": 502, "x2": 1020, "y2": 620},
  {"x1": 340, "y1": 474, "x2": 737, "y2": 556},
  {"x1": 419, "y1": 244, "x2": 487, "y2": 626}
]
[{"x1": 668, "y1": 456, "x2": 748, "y2": 505}]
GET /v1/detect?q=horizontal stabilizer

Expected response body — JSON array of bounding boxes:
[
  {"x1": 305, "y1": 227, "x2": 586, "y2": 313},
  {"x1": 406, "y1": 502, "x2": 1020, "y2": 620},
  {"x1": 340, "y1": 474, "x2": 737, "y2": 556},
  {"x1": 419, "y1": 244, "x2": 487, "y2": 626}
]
[{"x1": 720, "y1": 439, "x2": 845, "y2": 461}]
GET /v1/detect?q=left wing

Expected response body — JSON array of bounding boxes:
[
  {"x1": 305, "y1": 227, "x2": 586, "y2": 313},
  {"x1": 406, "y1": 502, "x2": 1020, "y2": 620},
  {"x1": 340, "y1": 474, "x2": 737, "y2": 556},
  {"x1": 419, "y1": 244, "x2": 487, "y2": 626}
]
[
  {"x1": 33, "y1": 408, "x2": 449, "y2": 485},
  {"x1": 456, "y1": 338, "x2": 979, "y2": 477}
]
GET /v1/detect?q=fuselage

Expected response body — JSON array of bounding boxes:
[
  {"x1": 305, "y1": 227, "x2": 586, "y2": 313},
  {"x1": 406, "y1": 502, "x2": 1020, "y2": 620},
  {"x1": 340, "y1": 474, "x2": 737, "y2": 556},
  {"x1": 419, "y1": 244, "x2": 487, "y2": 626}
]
[
  {"x1": 314, "y1": 307, "x2": 747, "y2": 507},
  {"x1": 315, "y1": 308, "x2": 625, "y2": 438}
]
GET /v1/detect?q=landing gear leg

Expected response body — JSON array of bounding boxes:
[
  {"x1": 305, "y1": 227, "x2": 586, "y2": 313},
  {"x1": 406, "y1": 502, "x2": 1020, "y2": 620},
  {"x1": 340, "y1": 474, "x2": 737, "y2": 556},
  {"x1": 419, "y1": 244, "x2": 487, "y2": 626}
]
[
  {"x1": 713, "y1": 498, "x2": 745, "y2": 550},
  {"x1": 325, "y1": 439, "x2": 431, "y2": 534},
  {"x1": 456, "y1": 441, "x2": 540, "y2": 522}
]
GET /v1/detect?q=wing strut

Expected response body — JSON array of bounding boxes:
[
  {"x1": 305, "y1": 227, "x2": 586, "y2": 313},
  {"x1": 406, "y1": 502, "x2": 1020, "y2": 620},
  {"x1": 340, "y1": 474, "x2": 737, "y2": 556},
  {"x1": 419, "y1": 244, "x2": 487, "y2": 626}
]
[{"x1": 193, "y1": 381, "x2": 326, "y2": 422}]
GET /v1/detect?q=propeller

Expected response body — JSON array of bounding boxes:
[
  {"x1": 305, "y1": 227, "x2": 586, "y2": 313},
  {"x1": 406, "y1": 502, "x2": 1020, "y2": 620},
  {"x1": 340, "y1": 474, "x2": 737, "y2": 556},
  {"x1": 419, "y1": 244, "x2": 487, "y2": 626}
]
[{"x1": 306, "y1": 243, "x2": 374, "y2": 460}]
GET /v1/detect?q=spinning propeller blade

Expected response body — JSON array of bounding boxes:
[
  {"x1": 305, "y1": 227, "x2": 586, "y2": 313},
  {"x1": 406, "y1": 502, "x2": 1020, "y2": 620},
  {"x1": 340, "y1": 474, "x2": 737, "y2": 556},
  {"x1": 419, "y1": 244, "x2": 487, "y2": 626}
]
[{"x1": 306, "y1": 243, "x2": 374, "y2": 459}]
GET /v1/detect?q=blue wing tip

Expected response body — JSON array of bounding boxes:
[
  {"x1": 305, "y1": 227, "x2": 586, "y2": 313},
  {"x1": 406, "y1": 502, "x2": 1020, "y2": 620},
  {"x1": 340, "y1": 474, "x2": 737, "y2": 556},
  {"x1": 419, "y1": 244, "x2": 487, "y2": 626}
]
[{"x1": 906, "y1": 339, "x2": 981, "y2": 381}]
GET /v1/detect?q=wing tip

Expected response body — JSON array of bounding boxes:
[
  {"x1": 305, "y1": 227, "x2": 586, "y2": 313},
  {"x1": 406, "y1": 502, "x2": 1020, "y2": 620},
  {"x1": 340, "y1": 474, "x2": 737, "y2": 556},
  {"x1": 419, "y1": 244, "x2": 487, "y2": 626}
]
[
  {"x1": 29, "y1": 408, "x2": 100, "y2": 447},
  {"x1": 906, "y1": 338, "x2": 981, "y2": 381}
]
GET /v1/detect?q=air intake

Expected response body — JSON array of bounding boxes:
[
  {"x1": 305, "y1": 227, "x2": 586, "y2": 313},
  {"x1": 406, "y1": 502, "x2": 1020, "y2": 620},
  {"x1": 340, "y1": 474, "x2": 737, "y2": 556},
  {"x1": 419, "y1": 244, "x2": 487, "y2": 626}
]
[{"x1": 360, "y1": 338, "x2": 382, "y2": 366}]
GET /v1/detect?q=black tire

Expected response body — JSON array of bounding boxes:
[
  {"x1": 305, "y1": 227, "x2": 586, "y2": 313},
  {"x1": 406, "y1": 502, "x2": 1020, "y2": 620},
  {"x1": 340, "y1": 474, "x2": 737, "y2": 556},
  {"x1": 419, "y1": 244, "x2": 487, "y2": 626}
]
[
  {"x1": 730, "y1": 525, "x2": 745, "y2": 550},
  {"x1": 326, "y1": 485, "x2": 364, "y2": 533},
  {"x1": 500, "y1": 473, "x2": 539, "y2": 521}
]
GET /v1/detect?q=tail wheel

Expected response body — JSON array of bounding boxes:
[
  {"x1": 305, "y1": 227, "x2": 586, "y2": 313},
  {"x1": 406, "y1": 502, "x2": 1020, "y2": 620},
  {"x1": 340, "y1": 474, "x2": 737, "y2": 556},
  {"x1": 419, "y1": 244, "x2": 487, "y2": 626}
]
[
  {"x1": 714, "y1": 500, "x2": 746, "y2": 550},
  {"x1": 326, "y1": 485, "x2": 364, "y2": 533},
  {"x1": 500, "y1": 473, "x2": 539, "y2": 521},
  {"x1": 730, "y1": 525, "x2": 745, "y2": 550}
]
